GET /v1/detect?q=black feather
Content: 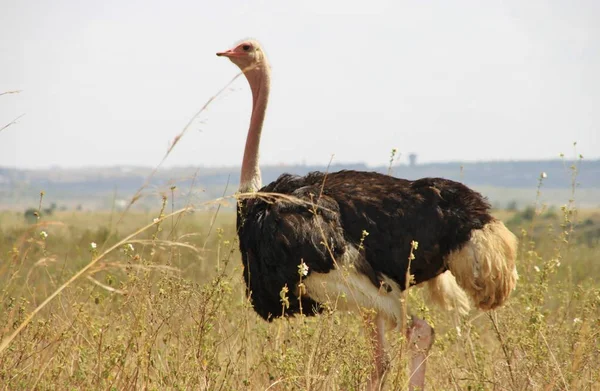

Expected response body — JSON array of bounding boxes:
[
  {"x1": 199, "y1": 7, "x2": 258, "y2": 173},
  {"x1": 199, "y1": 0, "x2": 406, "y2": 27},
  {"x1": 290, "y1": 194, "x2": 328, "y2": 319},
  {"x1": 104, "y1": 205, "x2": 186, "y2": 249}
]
[{"x1": 237, "y1": 170, "x2": 493, "y2": 321}]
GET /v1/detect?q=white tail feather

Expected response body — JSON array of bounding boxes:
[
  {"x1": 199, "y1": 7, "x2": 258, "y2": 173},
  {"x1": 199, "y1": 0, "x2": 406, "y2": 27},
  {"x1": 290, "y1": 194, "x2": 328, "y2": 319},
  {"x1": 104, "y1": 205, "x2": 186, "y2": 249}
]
[
  {"x1": 424, "y1": 271, "x2": 471, "y2": 315},
  {"x1": 446, "y1": 220, "x2": 518, "y2": 310}
]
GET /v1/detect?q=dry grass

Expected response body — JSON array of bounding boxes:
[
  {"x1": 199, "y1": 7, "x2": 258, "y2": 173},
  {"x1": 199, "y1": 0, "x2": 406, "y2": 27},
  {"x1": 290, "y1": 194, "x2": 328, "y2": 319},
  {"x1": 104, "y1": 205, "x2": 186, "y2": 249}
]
[
  {"x1": 0, "y1": 184, "x2": 599, "y2": 391},
  {"x1": 1, "y1": 82, "x2": 598, "y2": 390}
]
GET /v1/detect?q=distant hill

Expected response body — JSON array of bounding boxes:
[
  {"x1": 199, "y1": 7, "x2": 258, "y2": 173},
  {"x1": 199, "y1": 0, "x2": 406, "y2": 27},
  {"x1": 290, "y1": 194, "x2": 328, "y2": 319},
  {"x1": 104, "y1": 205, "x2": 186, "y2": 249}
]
[{"x1": 1, "y1": 159, "x2": 599, "y2": 211}]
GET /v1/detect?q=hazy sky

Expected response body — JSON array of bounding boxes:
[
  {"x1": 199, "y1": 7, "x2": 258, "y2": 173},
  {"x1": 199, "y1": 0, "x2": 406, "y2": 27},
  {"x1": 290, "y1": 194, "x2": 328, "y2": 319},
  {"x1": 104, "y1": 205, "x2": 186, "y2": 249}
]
[{"x1": 1, "y1": 0, "x2": 598, "y2": 169}]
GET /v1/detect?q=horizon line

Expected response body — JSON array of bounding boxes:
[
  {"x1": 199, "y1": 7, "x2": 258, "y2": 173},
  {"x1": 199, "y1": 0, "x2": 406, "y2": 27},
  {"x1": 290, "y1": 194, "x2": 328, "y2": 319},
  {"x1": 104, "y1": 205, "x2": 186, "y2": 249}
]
[{"x1": 0, "y1": 156, "x2": 595, "y2": 171}]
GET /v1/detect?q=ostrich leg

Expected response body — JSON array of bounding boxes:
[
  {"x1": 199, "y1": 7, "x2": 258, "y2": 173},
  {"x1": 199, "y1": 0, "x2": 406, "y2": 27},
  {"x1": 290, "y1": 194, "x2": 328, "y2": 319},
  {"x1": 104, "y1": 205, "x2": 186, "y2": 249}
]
[
  {"x1": 366, "y1": 312, "x2": 389, "y2": 391},
  {"x1": 407, "y1": 317, "x2": 435, "y2": 391}
]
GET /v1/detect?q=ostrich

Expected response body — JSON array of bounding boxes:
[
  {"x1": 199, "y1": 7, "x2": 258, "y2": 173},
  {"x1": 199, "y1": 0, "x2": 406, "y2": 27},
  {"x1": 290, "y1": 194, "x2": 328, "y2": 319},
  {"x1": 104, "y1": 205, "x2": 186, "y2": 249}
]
[{"x1": 217, "y1": 40, "x2": 517, "y2": 390}]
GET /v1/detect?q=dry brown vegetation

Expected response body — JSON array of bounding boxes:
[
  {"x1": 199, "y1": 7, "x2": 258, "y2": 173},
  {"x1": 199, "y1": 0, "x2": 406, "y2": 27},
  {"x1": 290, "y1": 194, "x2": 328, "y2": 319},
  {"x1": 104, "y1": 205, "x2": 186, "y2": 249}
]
[
  {"x1": 2, "y1": 83, "x2": 599, "y2": 390},
  {"x1": 0, "y1": 180, "x2": 599, "y2": 391}
]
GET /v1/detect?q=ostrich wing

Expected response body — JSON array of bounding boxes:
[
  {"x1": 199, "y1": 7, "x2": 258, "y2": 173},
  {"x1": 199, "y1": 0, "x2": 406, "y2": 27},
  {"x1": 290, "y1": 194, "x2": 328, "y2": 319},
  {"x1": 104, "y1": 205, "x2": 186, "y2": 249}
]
[{"x1": 237, "y1": 170, "x2": 493, "y2": 320}]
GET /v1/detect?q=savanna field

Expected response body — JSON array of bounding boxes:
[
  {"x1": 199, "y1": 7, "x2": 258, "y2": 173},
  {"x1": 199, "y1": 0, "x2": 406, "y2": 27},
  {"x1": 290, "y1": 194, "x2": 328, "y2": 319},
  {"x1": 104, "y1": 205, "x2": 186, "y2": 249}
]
[
  {"x1": 0, "y1": 180, "x2": 599, "y2": 391},
  {"x1": 2, "y1": 2, "x2": 600, "y2": 390}
]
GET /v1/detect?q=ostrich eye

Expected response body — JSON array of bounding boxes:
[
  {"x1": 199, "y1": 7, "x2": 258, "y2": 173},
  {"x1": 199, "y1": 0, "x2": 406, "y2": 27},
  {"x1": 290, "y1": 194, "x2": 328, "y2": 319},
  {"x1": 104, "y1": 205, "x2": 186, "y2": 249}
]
[{"x1": 242, "y1": 44, "x2": 251, "y2": 51}]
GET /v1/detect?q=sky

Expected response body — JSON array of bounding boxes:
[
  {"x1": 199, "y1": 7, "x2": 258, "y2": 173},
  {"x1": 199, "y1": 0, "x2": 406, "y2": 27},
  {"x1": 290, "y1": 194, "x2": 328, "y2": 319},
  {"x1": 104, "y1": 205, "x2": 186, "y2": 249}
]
[{"x1": 0, "y1": 0, "x2": 598, "y2": 169}]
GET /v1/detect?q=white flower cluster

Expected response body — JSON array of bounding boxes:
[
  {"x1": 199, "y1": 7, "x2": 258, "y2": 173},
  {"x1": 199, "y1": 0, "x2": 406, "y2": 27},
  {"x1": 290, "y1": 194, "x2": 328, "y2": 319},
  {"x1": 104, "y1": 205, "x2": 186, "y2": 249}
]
[{"x1": 298, "y1": 262, "x2": 309, "y2": 276}]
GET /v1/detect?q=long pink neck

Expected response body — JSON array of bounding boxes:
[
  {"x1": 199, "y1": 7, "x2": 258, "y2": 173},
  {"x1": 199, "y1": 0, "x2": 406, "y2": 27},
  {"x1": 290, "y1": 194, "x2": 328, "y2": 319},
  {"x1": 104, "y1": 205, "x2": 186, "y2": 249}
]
[{"x1": 239, "y1": 65, "x2": 270, "y2": 193}]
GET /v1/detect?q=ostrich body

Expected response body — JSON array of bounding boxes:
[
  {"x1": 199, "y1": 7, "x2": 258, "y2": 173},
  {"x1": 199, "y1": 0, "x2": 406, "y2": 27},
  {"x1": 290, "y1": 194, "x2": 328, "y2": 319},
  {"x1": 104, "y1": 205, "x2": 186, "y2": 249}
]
[{"x1": 217, "y1": 40, "x2": 518, "y2": 389}]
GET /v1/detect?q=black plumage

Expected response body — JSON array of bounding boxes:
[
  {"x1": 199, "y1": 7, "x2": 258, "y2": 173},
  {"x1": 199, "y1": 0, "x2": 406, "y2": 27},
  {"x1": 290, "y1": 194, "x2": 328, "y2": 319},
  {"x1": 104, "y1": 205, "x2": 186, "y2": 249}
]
[{"x1": 237, "y1": 170, "x2": 494, "y2": 321}]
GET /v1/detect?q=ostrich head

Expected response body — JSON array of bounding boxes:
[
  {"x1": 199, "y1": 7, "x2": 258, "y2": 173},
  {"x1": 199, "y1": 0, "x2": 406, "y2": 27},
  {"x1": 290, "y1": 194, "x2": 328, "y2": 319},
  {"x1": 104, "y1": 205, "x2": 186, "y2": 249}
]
[{"x1": 216, "y1": 40, "x2": 268, "y2": 73}]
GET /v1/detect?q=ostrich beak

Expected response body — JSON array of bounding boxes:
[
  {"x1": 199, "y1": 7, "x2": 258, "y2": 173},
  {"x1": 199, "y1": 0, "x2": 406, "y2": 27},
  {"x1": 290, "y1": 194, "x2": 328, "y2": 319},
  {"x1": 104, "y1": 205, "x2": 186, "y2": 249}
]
[{"x1": 216, "y1": 49, "x2": 242, "y2": 58}]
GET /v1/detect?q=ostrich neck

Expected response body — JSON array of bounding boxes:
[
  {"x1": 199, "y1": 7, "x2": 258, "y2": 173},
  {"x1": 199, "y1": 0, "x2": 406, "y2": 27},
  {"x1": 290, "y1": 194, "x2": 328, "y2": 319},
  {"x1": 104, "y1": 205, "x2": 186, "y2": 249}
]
[{"x1": 239, "y1": 66, "x2": 270, "y2": 193}]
